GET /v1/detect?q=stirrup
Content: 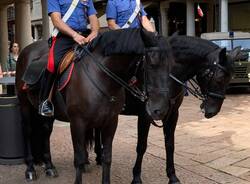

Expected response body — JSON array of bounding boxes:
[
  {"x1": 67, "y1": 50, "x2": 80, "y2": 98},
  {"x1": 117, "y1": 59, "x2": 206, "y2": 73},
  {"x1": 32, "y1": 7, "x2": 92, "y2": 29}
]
[{"x1": 39, "y1": 100, "x2": 54, "y2": 117}]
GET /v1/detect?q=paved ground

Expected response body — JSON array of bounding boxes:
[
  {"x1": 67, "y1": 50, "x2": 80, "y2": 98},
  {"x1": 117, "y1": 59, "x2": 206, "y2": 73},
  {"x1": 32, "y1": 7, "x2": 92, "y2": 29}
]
[{"x1": 1, "y1": 92, "x2": 250, "y2": 184}]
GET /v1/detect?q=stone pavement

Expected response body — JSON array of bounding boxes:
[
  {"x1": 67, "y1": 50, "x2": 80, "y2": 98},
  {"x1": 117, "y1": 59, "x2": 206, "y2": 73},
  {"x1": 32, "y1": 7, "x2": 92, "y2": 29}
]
[{"x1": 1, "y1": 94, "x2": 250, "y2": 184}]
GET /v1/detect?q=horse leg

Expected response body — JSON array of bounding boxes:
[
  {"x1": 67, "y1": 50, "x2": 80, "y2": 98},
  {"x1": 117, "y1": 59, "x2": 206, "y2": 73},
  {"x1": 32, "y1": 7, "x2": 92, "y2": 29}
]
[
  {"x1": 19, "y1": 95, "x2": 37, "y2": 181},
  {"x1": 163, "y1": 111, "x2": 181, "y2": 184},
  {"x1": 41, "y1": 117, "x2": 58, "y2": 177},
  {"x1": 95, "y1": 128, "x2": 102, "y2": 165},
  {"x1": 132, "y1": 112, "x2": 151, "y2": 184},
  {"x1": 24, "y1": 137, "x2": 37, "y2": 181},
  {"x1": 70, "y1": 118, "x2": 88, "y2": 184},
  {"x1": 24, "y1": 123, "x2": 37, "y2": 181},
  {"x1": 101, "y1": 118, "x2": 118, "y2": 184}
]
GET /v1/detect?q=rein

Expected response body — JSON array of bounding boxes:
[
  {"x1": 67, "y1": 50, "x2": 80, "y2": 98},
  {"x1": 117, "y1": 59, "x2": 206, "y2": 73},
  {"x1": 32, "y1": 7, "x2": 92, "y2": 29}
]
[
  {"x1": 169, "y1": 74, "x2": 205, "y2": 101},
  {"x1": 189, "y1": 78, "x2": 225, "y2": 100},
  {"x1": 169, "y1": 62, "x2": 227, "y2": 101},
  {"x1": 77, "y1": 45, "x2": 148, "y2": 102}
]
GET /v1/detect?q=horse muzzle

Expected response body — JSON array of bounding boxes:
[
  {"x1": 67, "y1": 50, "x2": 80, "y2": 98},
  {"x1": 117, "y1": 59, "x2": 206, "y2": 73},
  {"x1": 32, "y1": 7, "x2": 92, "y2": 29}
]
[
  {"x1": 146, "y1": 101, "x2": 169, "y2": 120},
  {"x1": 204, "y1": 103, "x2": 222, "y2": 119},
  {"x1": 204, "y1": 111, "x2": 218, "y2": 119}
]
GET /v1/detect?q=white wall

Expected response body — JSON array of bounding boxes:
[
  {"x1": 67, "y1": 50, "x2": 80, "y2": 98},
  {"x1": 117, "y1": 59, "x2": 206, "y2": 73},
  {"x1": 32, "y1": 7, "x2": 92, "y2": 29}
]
[{"x1": 31, "y1": 0, "x2": 42, "y2": 21}]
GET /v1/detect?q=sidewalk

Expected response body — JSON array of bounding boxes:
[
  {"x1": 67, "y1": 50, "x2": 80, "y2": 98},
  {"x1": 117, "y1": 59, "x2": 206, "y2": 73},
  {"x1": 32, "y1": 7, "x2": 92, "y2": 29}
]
[{"x1": 0, "y1": 94, "x2": 250, "y2": 184}]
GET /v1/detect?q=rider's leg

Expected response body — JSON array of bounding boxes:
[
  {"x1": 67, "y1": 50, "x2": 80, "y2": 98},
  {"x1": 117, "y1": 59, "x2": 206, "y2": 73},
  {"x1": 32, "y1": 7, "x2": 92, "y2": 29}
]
[
  {"x1": 38, "y1": 70, "x2": 55, "y2": 116},
  {"x1": 39, "y1": 34, "x2": 75, "y2": 117}
]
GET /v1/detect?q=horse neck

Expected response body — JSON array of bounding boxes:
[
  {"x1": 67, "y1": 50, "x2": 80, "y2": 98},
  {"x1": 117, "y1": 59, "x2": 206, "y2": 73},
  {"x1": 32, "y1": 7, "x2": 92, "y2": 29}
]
[
  {"x1": 104, "y1": 55, "x2": 141, "y2": 77},
  {"x1": 169, "y1": 36, "x2": 216, "y2": 82},
  {"x1": 82, "y1": 50, "x2": 141, "y2": 91}
]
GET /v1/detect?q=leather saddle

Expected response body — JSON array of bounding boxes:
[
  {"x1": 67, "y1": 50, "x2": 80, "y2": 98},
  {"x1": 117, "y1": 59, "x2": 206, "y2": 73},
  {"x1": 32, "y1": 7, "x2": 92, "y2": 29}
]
[
  {"x1": 22, "y1": 49, "x2": 75, "y2": 90},
  {"x1": 22, "y1": 35, "x2": 100, "y2": 90}
]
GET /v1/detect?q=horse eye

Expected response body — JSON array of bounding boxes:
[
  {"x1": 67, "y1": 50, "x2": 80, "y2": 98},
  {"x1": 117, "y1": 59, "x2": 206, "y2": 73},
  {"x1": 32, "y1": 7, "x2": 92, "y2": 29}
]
[
  {"x1": 204, "y1": 69, "x2": 210, "y2": 75},
  {"x1": 208, "y1": 72, "x2": 214, "y2": 78}
]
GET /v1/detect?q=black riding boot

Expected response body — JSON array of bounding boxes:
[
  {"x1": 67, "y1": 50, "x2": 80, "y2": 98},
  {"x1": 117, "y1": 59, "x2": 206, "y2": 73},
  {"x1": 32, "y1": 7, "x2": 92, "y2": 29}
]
[{"x1": 38, "y1": 70, "x2": 55, "y2": 117}]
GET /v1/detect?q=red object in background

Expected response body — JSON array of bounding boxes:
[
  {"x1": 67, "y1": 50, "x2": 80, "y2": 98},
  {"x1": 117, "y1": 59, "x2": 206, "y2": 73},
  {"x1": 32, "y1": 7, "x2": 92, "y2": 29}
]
[
  {"x1": 197, "y1": 4, "x2": 204, "y2": 17},
  {"x1": 0, "y1": 66, "x2": 2, "y2": 78}
]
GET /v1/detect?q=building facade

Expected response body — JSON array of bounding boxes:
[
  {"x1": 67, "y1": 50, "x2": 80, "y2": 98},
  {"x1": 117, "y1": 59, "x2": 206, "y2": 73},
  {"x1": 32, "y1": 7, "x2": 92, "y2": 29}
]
[
  {"x1": 0, "y1": 0, "x2": 250, "y2": 68},
  {"x1": 7, "y1": 0, "x2": 48, "y2": 42}
]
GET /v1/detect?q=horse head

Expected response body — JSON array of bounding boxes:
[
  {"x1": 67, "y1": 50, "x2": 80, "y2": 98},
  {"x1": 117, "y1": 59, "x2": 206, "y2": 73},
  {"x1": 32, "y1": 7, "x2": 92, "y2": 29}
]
[
  {"x1": 196, "y1": 47, "x2": 235, "y2": 118},
  {"x1": 141, "y1": 29, "x2": 172, "y2": 120}
]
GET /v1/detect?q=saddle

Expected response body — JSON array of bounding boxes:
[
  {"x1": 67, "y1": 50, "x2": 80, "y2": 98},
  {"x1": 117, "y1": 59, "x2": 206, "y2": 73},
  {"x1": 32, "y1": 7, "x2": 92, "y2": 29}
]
[
  {"x1": 22, "y1": 49, "x2": 76, "y2": 91},
  {"x1": 22, "y1": 35, "x2": 100, "y2": 91},
  {"x1": 22, "y1": 34, "x2": 101, "y2": 90}
]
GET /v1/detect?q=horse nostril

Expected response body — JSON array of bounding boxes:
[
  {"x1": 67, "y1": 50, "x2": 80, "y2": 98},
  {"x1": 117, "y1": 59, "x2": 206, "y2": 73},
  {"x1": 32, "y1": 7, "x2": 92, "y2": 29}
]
[{"x1": 154, "y1": 109, "x2": 161, "y2": 116}]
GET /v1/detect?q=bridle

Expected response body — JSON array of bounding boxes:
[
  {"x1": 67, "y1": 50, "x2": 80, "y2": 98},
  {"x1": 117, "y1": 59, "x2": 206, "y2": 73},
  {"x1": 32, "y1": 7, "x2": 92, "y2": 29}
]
[
  {"x1": 170, "y1": 62, "x2": 228, "y2": 101},
  {"x1": 143, "y1": 47, "x2": 170, "y2": 96},
  {"x1": 75, "y1": 45, "x2": 168, "y2": 102},
  {"x1": 150, "y1": 59, "x2": 229, "y2": 129}
]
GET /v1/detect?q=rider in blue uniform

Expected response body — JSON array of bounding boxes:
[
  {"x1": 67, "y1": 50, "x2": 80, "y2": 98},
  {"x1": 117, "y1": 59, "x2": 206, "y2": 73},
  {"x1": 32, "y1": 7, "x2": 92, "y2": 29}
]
[
  {"x1": 106, "y1": 0, "x2": 154, "y2": 31},
  {"x1": 39, "y1": 0, "x2": 100, "y2": 117}
]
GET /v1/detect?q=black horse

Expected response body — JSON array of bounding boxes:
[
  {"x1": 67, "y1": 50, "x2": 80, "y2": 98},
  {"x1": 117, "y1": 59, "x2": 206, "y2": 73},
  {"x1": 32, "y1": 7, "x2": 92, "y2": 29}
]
[
  {"x1": 15, "y1": 28, "x2": 173, "y2": 184},
  {"x1": 94, "y1": 35, "x2": 238, "y2": 184}
]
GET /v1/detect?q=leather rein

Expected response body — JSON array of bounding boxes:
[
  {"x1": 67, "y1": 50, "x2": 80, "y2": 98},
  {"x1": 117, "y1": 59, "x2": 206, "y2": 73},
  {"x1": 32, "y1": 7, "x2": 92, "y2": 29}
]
[
  {"x1": 151, "y1": 62, "x2": 228, "y2": 129},
  {"x1": 75, "y1": 45, "x2": 165, "y2": 103},
  {"x1": 169, "y1": 62, "x2": 228, "y2": 101}
]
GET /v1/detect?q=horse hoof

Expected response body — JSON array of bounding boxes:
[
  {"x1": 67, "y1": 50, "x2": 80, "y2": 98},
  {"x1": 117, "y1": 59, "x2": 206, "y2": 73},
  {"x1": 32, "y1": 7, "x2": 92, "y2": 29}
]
[
  {"x1": 86, "y1": 160, "x2": 90, "y2": 165},
  {"x1": 45, "y1": 168, "x2": 59, "y2": 178},
  {"x1": 96, "y1": 160, "x2": 102, "y2": 166},
  {"x1": 168, "y1": 175, "x2": 181, "y2": 184},
  {"x1": 96, "y1": 157, "x2": 102, "y2": 165},
  {"x1": 25, "y1": 171, "x2": 37, "y2": 181},
  {"x1": 83, "y1": 164, "x2": 91, "y2": 173},
  {"x1": 168, "y1": 180, "x2": 181, "y2": 184},
  {"x1": 131, "y1": 179, "x2": 142, "y2": 184},
  {"x1": 82, "y1": 164, "x2": 91, "y2": 173},
  {"x1": 131, "y1": 182, "x2": 142, "y2": 184},
  {"x1": 169, "y1": 182, "x2": 181, "y2": 184}
]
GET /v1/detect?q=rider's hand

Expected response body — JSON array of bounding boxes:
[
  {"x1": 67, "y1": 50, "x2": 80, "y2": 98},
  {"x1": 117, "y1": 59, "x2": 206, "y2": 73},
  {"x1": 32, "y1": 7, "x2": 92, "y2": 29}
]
[
  {"x1": 85, "y1": 31, "x2": 98, "y2": 43},
  {"x1": 72, "y1": 32, "x2": 87, "y2": 45}
]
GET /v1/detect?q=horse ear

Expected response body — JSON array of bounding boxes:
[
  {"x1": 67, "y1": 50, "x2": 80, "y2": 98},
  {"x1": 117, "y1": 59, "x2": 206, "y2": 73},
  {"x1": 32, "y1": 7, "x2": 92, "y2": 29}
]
[
  {"x1": 228, "y1": 46, "x2": 242, "y2": 61},
  {"x1": 220, "y1": 48, "x2": 226, "y2": 57},
  {"x1": 141, "y1": 28, "x2": 158, "y2": 47},
  {"x1": 219, "y1": 48, "x2": 227, "y2": 65}
]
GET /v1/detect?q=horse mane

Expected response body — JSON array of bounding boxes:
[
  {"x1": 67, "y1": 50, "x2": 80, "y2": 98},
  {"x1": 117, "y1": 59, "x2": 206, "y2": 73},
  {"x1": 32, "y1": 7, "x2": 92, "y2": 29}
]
[
  {"x1": 168, "y1": 35, "x2": 234, "y2": 75},
  {"x1": 98, "y1": 28, "x2": 146, "y2": 55},
  {"x1": 168, "y1": 35, "x2": 220, "y2": 61},
  {"x1": 90, "y1": 28, "x2": 171, "y2": 65},
  {"x1": 155, "y1": 35, "x2": 171, "y2": 63}
]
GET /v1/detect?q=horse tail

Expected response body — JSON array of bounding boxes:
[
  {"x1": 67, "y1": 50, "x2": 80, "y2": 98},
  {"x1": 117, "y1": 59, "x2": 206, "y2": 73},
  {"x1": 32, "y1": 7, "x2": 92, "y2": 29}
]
[{"x1": 85, "y1": 128, "x2": 95, "y2": 150}]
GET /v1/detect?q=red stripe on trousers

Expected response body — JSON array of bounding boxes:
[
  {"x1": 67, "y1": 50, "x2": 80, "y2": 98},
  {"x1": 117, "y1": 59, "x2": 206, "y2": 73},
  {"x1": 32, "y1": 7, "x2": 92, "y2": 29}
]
[{"x1": 47, "y1": 36, "x2": 57, "y2": 73}]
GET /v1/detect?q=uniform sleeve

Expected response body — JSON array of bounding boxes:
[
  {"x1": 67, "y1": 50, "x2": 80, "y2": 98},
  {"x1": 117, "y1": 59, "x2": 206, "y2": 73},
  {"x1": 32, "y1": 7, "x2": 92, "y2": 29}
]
[
  {"x1": 140, "y1": 4, "x2": 147, "y2": 16},
  {"x1": 47, "y1": 0, "x2": 61, "y2": 15},
  {"x1": 106, "y1": 0, "x2": 117, "y2": 20},
  {"x1": 87, "y1": 0, "x2": 97, "y2": 16}
]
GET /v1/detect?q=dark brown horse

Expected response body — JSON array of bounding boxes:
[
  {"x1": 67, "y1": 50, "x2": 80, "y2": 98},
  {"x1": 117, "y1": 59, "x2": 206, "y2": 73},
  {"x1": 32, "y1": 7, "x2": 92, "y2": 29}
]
[
  {"x1": 94, "y1": 35, "x2": 239, "y2": 184},
  {"x1": 16, "y1": 28, "x2": 173, "y2": 184}
]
